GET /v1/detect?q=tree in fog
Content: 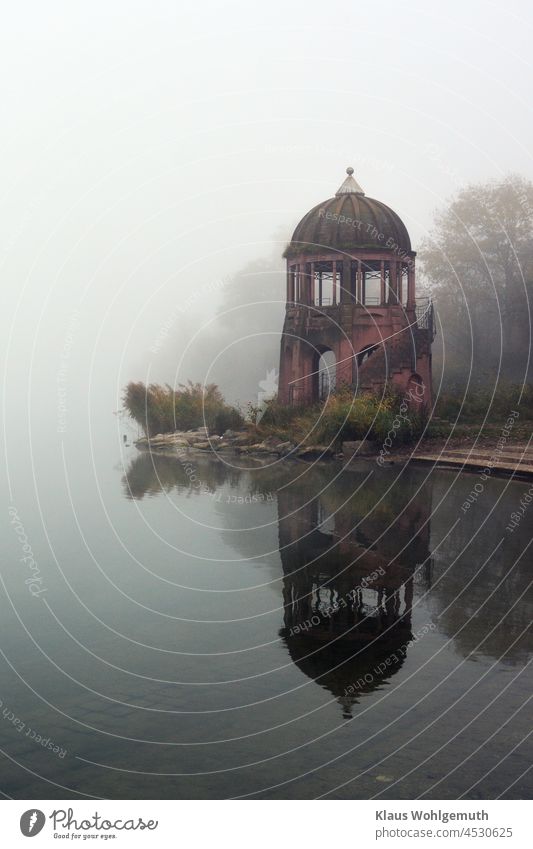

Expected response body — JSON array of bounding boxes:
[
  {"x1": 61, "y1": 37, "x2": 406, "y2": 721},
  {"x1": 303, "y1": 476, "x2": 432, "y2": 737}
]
[
  {"x1": 419, "y1": 175, "x2": 533, "y2": 389},
  {"x1": 189, "y1": 241, "x2": 287, "y2": 406}
]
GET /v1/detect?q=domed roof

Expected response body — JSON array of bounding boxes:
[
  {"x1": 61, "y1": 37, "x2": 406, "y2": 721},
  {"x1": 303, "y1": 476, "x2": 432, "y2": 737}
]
[{"x1": 284, "y1": 167, "x2": 412, "y2": 259}]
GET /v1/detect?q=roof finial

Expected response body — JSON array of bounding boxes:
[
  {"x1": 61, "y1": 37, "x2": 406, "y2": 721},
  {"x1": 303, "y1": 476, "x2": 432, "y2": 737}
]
[{"x1": 335, "y1": 166, "x2": 364, "y2": 196}]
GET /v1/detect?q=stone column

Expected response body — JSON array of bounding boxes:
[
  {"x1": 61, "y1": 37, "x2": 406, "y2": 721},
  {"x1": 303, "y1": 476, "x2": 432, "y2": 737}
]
[
  {"x1": 337, "y1": 338, "x2": 354, "y2": 387},
  {"x1": 407, "y1": 262, "x2": 415, "y2": 307},
  {"x1": 343, "y1": 260, "x2": 349, "y2": 304},
  {"x1": 302, "y1": 263, "x2": 308, "y2": 305},
  {"x1": 389, "y1": 260, "x2": 397, "y2": 303},
  {"x1": 380, "y1": 260, "x2": 385, "y2": 305}
]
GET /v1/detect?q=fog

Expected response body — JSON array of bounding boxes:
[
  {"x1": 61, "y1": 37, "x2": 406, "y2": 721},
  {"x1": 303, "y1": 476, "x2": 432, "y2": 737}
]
[
  {"x1": 2, "y1": 0, "x2": 533, "y2": 431},
  {"x1": 2, "y1": 0, "x2": 533, "y2": 808}
]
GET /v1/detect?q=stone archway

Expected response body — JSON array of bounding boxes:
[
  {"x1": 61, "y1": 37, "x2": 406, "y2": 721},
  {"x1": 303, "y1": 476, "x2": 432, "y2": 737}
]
[{"x1": 312, "y1": 347, "x2": 336, "y2": 401}]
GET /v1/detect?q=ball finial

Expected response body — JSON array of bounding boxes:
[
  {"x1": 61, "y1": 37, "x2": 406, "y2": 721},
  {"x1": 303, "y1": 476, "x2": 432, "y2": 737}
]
[{"x1": 346, "y1": 166, "x2": 354, "y2": 175}]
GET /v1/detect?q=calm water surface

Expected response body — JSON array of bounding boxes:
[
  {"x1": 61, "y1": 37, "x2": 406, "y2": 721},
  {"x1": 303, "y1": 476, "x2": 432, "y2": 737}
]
[{"x1": 1, "y1": 436, "x2": 532, "y2": 799}]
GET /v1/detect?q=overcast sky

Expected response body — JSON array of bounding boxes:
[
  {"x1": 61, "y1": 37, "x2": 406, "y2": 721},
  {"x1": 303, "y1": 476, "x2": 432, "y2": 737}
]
[{"x1": 2, "y1": 0, "x2": 532, "y2": 426}]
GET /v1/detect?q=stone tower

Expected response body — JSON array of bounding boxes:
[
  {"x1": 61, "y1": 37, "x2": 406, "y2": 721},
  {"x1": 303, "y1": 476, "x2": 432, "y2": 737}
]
[{"x1": 278, "y1": 168, "x2": 434, "y2": 406}]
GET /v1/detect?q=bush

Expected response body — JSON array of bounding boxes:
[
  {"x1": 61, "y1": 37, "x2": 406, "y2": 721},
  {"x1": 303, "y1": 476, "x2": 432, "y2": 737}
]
[
  {"x1": 211, "y1": 405, "x2": 244, "y2": 435},
  {"x1": 123, "y1": 381, "x2": 243, "y2": 437},
  {"x1": 257, "y1": 387, "x2": 424, "y2": 447}
]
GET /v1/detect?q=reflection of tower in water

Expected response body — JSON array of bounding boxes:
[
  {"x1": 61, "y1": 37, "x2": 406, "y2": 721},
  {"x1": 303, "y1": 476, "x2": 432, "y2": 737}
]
[{"x1": 278, "y1": 474, "x2": 432, "y2": 717}]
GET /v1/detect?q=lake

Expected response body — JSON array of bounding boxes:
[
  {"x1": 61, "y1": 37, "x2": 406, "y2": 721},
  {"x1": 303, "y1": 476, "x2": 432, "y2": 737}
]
[{"x1": 2, "y1": 439, "x2": 532, "y2": 799}]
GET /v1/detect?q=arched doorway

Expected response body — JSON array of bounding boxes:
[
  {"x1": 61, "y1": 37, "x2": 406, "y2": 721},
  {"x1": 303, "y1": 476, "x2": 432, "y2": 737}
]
[{"x1": 315, "y1": 348, "x2": 336, "y2": 401}]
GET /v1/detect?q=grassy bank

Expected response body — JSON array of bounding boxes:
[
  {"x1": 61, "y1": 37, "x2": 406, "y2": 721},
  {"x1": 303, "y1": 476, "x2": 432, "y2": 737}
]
[
  {"x1": 123, "y1": 380, "x2": 533, "y2": 449},
  {"x1": 254, "y1": 388, "x2": 426, "y2": 447}
]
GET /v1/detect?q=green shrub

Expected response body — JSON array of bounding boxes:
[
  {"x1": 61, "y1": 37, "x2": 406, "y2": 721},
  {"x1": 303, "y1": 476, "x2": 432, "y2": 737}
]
[
  {"x1": 256, "y1": 387, "x2": 424, "y2": 447},
  {"x1": 123, "y1": 381, "x2": 243, "y2": 437},
  {"x1": 211, "y1": 405, "x2": 244, "y2": 435}
]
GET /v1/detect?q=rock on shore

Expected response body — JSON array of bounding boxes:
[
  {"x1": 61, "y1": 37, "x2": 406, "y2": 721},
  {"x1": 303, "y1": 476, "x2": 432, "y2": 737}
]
[{"x1": 134, "y1": 428, "x2": 340, "y2": 461}]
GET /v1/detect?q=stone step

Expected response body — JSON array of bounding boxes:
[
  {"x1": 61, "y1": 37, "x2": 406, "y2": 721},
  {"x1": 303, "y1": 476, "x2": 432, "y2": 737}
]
[
  {"x1": 433, "y1": 446, "x2": 533, "y2": 459},
  {"x1": 410, "y1": 454, "x2": 533, "y2": 476},
  {"x1": 429, "y1": 449, "x2": 533, "y2": 464}
]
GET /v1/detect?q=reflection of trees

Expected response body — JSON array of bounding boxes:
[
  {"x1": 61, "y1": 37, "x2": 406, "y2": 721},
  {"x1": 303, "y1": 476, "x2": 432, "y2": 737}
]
[
  {"x1": 425, "y1": 475, "x2": 533, "y2": 666},
  {"x1": 122, "y1": 451, "x2": 244, "y2": 500}
]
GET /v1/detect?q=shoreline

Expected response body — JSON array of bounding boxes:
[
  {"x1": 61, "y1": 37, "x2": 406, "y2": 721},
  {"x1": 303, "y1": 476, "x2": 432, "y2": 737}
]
[{"x1": 133, "y1": 428, "x2": 533, "y2": 481}]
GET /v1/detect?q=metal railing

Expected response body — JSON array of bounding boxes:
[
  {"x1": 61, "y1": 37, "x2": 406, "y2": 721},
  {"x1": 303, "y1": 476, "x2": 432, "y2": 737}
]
[{"x1": 415, "y1": 297, "x2": 435, "y2": 337}]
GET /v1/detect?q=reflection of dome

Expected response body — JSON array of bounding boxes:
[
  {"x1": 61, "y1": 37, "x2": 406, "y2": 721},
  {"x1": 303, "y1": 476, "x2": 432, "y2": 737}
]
[
  {"x1": 284, "y1": 167, "x2": 412, "y2": 258},
  {"x1": 281, "y1": 631, "x2": 409, "y2": 719}
]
